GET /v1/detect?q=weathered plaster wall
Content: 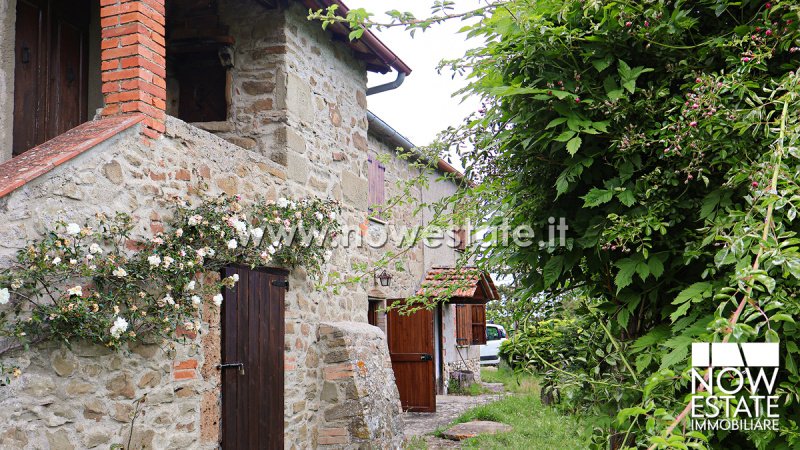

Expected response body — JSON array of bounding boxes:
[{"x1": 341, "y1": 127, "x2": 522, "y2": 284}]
[
  {"x1": 440, "y1": 304, "x2": 482, "y2": 387},
  {"x1": 0, "y1": 0, "x2": 16, "y2": 163}
]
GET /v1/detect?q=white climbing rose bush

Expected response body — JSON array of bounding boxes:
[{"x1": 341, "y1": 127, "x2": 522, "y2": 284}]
[{"x1": 0, "y1": 195, "x2": 340, "y2": 381}]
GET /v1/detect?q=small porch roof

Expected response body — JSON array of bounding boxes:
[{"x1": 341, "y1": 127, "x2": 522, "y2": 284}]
[{"x1": 416, "y1": 266, "x2": 500, "y2": 305}]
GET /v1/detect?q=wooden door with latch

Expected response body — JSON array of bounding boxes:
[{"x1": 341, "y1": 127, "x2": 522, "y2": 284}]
[
  {"x1": 220, "y1": 265, "x2": 287, "y2": 449},
  {"x1": 13, "y1": 0, "x2": 89, "y2": 156},
  {"x1": 386, "y1": 299, "x2": 436, "y2": 412}
]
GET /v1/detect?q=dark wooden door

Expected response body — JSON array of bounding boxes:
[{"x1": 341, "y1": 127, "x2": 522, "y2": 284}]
[
  {"x1": 386, "y1": 299, "x2": 436, "y2": 412},
  {"x1": 221, "y1": 266, "x2": 287, "y2": 449},
  {"x1": 13, "y1": 0, "x2": 89, "y2": 156}
]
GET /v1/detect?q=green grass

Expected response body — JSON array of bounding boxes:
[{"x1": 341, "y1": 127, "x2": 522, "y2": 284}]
[
  {"x1": 447, "y1": 377, "x2": 494, "y2": 396},
  {"x1": 480, "y1": 365, "x2": 539, "y2": 394},
  {"x1": 419, "y1": 366, "x2": 593, "y2": 449},
  {"x1": 453, "y1": 394, "x2": 594, "y2": 450}
]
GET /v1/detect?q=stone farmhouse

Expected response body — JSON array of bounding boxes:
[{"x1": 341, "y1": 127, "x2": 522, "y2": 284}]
[{"x1": 0, "y1": 0, "x2": 498, "y2": 448}]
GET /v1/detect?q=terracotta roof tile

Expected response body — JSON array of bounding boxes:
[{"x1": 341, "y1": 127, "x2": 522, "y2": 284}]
[
  {"x1": 0, "y1": 114, "x2": 146, "y2": 199},
  {"x1": 417, "y1": 266, "x2": 500, "y2": 302}
]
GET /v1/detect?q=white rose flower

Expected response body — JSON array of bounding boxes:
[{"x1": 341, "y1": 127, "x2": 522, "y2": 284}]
[
  {"x1": 69, "y1": 259, "x2": 77, "y2": 265},
  {"x1": 232, "y1": 220, "x2": 248, "y2": 237},
  {"x1": 277, "y1": 198, "x2": 290, "y2": 208},
  {"x1": 213, "y1": 294, "x2": 223, "y2": 307},
  {"x1": 148, "y1": 255, "x2": 161, "y2": 267},
  {"x1": 232, "y1": 274, "x2": 240, "y2": 282},
  {"x1": 227, "y1": 239, "x2": 238, "y2": 250},
  {"x1": 251, "y1": 228, "x2": 264, "y2": 240},
  {"x1": 207, "y1": 248, "x2": 216, "y2": 257},
  {"x1": 315, "y1": 212, "x2": 324, "y2": 221},
  {"x1": 185, "y1": 280, "x2": 196, "y2": 291},
  {"x1": 163, "y1": 294, "x2": 175, "y2": 305},
  {"x1": 51, "y1": 257, "x2": 62, "y2": 265},
  {"x1": 162, "y1": 256, "x2": 174, "y2": 268},
  {"x1": 113, "y1": 267, "x2": 128, "y2": 278},
  {"x1": 67, "y1": 286, "x2": 83, "y2": 297},
  {"x1": 196, "y1": 248, "x2": 207, "y2": 258},
  {"x1": 176, "y1": 228, "x2": 184, "y2": 237},
  {"x1": 328, "y1": 212, "x2": 336, "y2": 220},
  {"x1": 188, "y1": 215, "x2": 203, "y2": 226},
  {"x1": 191, "y1": 295, "x2": 201, "y2": 306},
  {"x1": 294, "y1": 211, "x2": 302, "y2": 219},
  {"x1": 110, "y1": 316, "x2": 129, "y2": 338},
  {"x1": 66, "y1": 223, "x2": 81, "y2": 235},
  {"x1": 0, "y1": 288, "x2": 9, "y2": 305},
  {"x1": 89, "y1": 243, "x2": 102, "y2": 254}
]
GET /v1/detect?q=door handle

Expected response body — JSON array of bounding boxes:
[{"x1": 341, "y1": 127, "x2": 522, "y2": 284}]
[
  {"x1": 21, "y1": 47, "x2": 30, "y2": 64},
  {"x1": 217, "y1": 362, "x2": 245, "y2": 375},
  {"x1": 420, "y1": 354, "x2": 432, "y2": 361}
]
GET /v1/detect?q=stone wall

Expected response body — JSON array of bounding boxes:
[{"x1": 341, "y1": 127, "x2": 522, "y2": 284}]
[{"x1": 316, "y1": 322, "x2": 403, "y2": 449}]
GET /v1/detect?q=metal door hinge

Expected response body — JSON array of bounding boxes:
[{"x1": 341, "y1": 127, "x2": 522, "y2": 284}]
[{"x1": 271, "y1": 279, "x2": 289, "y2": 290}]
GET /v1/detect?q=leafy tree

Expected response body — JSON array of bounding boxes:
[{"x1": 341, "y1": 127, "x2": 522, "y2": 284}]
[{"x1": 452, "y1": 1, "x2": 800, "y2": 448}]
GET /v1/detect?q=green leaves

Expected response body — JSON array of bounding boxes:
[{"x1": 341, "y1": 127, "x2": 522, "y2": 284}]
[
  {"x1": 617, "y1": 60, "x2": 654, "y2": 94},
  {"x1": 614, "y1": 254, "x2": 667, "y2": 292},
  {"x1": 582, "y1": 188, "x2": 613, "y2": 207},
  {"x1": 670, "y1": 282, "x2": 713, "y2": 322},
  {"x1": 542, "y1": 255, "x2": 563, "y2": 288},
  {"x1": 566, "y1": 136, "x2": 582, "y2": 155}
]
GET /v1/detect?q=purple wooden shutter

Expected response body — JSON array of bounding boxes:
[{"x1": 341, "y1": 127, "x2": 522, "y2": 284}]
[
  {"x1": 376, "y1": 161, "x2": 385, "y2": 216},
  {"x1": 368, "y1": 154, "x2": 376, "y2": 213}
]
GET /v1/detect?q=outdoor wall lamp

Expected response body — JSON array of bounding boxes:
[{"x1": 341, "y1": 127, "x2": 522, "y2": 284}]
[{"x1": 375, "y1": 269, "x2": 393, "y2": 287}]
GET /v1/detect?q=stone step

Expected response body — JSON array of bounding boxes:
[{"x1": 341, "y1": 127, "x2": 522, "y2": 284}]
[{"x1": 440, "y1": 420, "x2": 513, "y2": 441}]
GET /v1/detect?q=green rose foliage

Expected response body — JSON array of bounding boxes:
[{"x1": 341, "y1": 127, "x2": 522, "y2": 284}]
[
  {"x1": 0, "y1": 195, "x2": 340, "y2": 364},
  {"x1": 454, "y1": 0, "x2": 800, "y2": 447}
]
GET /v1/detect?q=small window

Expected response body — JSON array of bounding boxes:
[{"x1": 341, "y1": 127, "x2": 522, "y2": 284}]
[
  {"x1": 471, "y1": 305, "x2": 487, "y2": 345},
  {"x1": 454, "y1": 228, "x2": 467, "y2": 252},
  {"x1": 486, "y1": 326, "x2": 500, "y2": 341},
  {"x1": 368, "y1": 154, "x2": 386, "y2": 218}
]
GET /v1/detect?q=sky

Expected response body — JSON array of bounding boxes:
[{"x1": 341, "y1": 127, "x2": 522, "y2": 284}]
[{"x1": 344, "y1": 0, "x2": 484, "y2": 147}]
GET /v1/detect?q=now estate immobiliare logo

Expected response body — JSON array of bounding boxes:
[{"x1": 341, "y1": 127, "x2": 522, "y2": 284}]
[{"x1": 689, "y1": 342, "x2": 780, "y2": 431}]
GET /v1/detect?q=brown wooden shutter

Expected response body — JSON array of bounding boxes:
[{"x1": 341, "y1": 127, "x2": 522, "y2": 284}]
[
  {"x1": 455, "y1": 304, "x2": 471, "y2": 345},
  {"x1": 470, "y1": 304, "x2": 487, "y2": 345}
]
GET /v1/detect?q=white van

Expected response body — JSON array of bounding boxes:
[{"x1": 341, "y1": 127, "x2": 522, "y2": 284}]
[{"x1": 480, "y1": 324, "x2": 508, "y2": 365}]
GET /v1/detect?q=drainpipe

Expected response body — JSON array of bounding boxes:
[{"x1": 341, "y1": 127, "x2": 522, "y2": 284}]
[{"x1": 366, "y1": 71, "x2": 406, "y2": 96}]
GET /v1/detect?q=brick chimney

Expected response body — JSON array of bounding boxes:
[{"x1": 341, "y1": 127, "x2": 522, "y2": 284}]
[{"x1": 100, "y1": 0, "x2": 166, "y2": 139}]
